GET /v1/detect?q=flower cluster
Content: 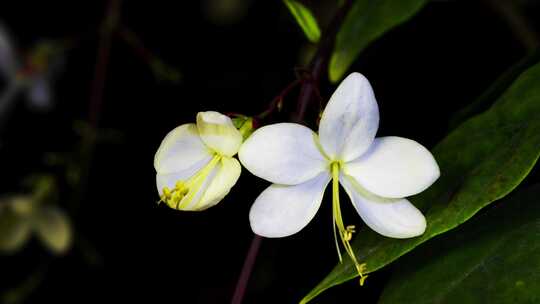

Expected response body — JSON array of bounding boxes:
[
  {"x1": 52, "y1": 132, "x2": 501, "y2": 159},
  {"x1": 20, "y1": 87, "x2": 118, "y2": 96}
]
[{"x1": 154, "y1": 73, "x2": 440, "y2": 281}]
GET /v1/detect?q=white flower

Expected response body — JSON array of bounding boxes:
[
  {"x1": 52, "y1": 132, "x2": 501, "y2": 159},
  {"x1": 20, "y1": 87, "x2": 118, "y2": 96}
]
[
  {"x1": 239, "y1": 73, "x2": 440, "y2": 282},
  {"x1": 154, "y1": 111, "x2": 243, "y2": 211},
  {"x1": 0, "y1": 25, "x2": 55, "y2": 115},
  {"x1": 0, "y1": 195, "x2": 72, "y2": 255}
]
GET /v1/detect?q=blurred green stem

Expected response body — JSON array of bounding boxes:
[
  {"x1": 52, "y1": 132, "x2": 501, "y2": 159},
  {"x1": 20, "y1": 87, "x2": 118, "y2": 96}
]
[{"x1": 1, "y1": 263, "x2": 48, "y2": 304}]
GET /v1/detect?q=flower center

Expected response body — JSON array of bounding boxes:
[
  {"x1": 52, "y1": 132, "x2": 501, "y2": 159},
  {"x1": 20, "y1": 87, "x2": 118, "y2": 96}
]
[
  {"x1": 330, "y1": 161, "x2": 368, "y2": 286},
  {"x1": 159, "y1": 154, "x2": 222, "y2": 210}
]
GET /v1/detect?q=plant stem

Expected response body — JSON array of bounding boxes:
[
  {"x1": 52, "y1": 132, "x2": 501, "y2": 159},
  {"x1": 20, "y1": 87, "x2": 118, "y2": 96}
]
[
  {"x1": 231, "y1": 235, "x2": 263, "y2": 304},
  {"x1": 230, "y1": 2, "x2": 353, "y2": 303},
  {"x1": 482, "y1": 0, "x2": 539, "y2": 51},
  {"x1": 291, "y1": 0, "x2": 352, "y2": 123},
  {"x1": 70, "y1": 0, "x2": 122, "y2": 215},
  {"x1": 89, "y1": 0, "x2": 122, "y2": 126},
  {"x1": 257, "y1": 78, "x2": 302, "y2": 120}
]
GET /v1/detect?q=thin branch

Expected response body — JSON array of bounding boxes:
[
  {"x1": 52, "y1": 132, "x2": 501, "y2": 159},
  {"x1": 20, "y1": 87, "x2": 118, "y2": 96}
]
[
  {"x1": 291, "y1": 0, "x2": 353, "y2": 123},
  {"x1": 257, "y1": 78, "x2": 302, "y2": 120},
  {"x1": 230, "y1": 235, "x2": 263, "y2": 304},
  {"x1": 88, "y1": 0, "x2": 122, "y2": 126},
  {"x1": 483, "y1": 0, "x2": 539, "y2": 51}
]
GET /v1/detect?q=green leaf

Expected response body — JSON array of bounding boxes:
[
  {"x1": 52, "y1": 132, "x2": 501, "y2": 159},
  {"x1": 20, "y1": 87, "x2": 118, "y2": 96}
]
[
  {"x1": 301, "y1": 60, "x2": 540, "y2": 303},
  {"x1": 283, "y1": 0, "x2": 321, "y2": 43},
  {"x1": 379, "y1": 184, "x2": 540, "y2": 304},
  {"x1": 329, "y1": 0, "x2": 428, "y2": 82}
]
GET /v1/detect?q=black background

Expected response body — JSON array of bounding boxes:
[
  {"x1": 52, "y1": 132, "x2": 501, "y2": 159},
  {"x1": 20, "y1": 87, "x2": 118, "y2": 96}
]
[{"x1": 0, "y1": 0, "x2": 538, "y2": 303}]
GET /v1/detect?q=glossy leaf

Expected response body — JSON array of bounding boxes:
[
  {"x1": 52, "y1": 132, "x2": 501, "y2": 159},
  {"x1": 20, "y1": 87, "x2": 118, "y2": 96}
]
[
  {"x1": 283, "y1": 0, "x2": 321, "y2": 43},
  {"x1": 301, "y1": 61, "x2": 540, "y2": 303},
  {"x1": 329, "y1": 0, "x2": 428, "y2": 82},
  {"x1": 379, "y1": 184, "x2": 540, "y2": 304}
]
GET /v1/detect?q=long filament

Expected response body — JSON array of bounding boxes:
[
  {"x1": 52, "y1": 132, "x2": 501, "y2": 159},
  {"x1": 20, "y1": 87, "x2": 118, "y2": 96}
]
[
  {"x1": 331, "y1": 162, "x2": 368, "y2": 285},
  {"x1": 160, "y1": 154, "x2": 222, "y2": 210}
]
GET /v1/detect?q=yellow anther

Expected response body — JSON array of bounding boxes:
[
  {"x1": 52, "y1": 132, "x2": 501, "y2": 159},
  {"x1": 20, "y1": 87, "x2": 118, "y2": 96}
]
[
  {"x1": 158, "y1": 154, "x2": 222, "y2": 211},
  {"x1": 163, "y1": 187, "x2": 172, "y2": 198},
  {"x1": 172, "y1": 191, "x2": 183, "y2": 202},
  {"x1": 342, "y1": 225, "x2": 356, "y2": 241},
  {"x1": 174, "y1": 181, "x2": 185, "y2": 191},
  {"x1": 359, "y1": 274, "x2": 368, "y2": 286}
]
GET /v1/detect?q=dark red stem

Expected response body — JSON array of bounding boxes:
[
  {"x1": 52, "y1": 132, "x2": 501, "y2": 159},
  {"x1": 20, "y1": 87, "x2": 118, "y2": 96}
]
[
  {"x1": 231, "y1": 235, "x2": 263, "y2": 304},
  {"x1": 291, "y1": 0, "x2": 352, "y2": 123},
  {"x1": 257, "y1": 78, "x2": 302, "y2": 120},
  {"x1": 88, "y1": 0, "x2": 122, "y2": 126},
  {"x1": 230, "y1": 2, "x2": 353, "y2": 303}
]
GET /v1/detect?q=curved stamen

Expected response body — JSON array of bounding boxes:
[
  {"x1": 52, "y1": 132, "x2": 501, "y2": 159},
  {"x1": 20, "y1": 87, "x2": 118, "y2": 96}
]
[
  {"x1": 159, "y1": 154, "x2": 222, "y2": 210},
  {"x1": 331, "y1": 161, "x2": 368, "y2": 285}
]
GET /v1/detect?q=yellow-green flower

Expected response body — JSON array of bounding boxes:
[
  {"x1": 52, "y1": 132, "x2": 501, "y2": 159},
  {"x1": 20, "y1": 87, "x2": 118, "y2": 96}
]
[
  {"x1": 0, "y1": 195, "x2": 72, "y2": 255},
  {"x1": 154, "y1": 111, "x2": 242, "y2": 211}
]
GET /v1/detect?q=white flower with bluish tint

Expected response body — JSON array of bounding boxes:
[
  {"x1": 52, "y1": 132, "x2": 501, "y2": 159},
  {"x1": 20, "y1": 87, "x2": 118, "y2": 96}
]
[
  {"x1": 154, "y1": 111, "x2": 243, "y2": 211},
  {"x1": 239, "y1": 73, "x2": 440, "y2": 283},
  {"x1": 0, "y1": 25, "x2": 57, "y2": 115}
]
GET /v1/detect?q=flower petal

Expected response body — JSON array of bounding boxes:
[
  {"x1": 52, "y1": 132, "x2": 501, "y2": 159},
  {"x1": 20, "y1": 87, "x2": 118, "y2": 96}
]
[
  {"x1": 249, "y1": 172, "x2": 331, "y2": 238},
  {"x1": 340, "y1": 175, "x2": 426, "y2": 238},
  {"x1": 27, "y1": 76, "x2": 52, "y2": 110},
  {"x1": 0, "y1": 208, "x2": 31, "y2": 253},
  {"x1": 154, "y1": 123, "x2": 213, "y2": 174},
  {"x1": 156, "y1": 156, "x2": 212, "y2": 194},
  {"x1": 239, "y1": 123, "x2": 328, "y2": 185},
  {"x1": 156, "y1": 156, "x2": 240, "y2": 211},
  {"x1": 193, "y1": 156, "x2": 241, "y2": 210},
  {"x1": 318, "y1": 72, "x2": 379, "y2": 162},
  {"x1": 197, "y1": 111, "x2": 243, "y2": 157},
  {"x1": 33, "y1": 206, "x2": 73, "y2": 255},
  {"x1": 0, "y1": 25, "x2": 17, "y2": 77},
  {"x1": 344, "y1": 136, "x2": 440, "y2": 198}
]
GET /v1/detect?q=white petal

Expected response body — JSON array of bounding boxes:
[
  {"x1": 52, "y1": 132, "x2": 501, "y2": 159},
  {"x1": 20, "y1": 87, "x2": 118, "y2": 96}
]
[
  {"x1": 344, "y1": 137, "x2": 440, "y2": 198},
  {"x1": 193, "y1": 157, "x2": 241, "y2": 210},
  {"x1": 156, "y1": 156, "x2": 212, "y2": 194},
  {"x1": 239, "y1": 123, "x2": 327, "y2": 185},
  {"x1": 27, "y1": 76, "x2": 52, "y2": 110},
  {"x1": 0, "y1": 208, "x2": 31, "y2": 253},
  {"x1": 33, "y1": 206, "x2": 73, "y2": 254},
  {"x1": 249, "y1": 172, "x2": 330, "y2": 238},
  {"x1": 318, "y1": 72, "x2": 379, "y2": 162},
  {"x1": 156, "y1": 157, "x2": 240, "y2": 211},
  {"x1": 340, "y1": 175, "x2": 426, "y2": 238},
  {"x1": 154, "y1": 123, "x2": 213, "y2": 174},
  {"x1": 196, "y1": 111, "x2": 243, "y2": 157},
  {"x1": 0, "y1": 25, "x2": 18, "y2": 76}
]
